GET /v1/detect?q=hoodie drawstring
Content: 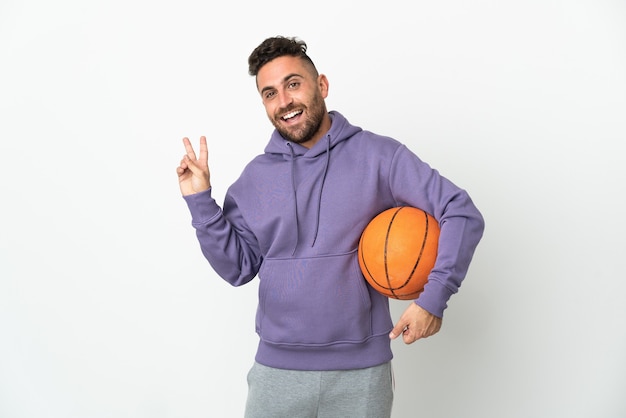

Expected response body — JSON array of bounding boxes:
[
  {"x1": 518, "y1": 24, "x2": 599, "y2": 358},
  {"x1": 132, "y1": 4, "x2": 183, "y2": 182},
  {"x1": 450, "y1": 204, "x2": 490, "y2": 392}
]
[
  {"x1": 311, "y1": 136, "x2": 331, "y2": 247},
  {"x1": 288, "y1": 143, "x2": 300, "y2": 256},
  {"x1": 288, "y1": 136, "x2": 331, "y2": 255}
]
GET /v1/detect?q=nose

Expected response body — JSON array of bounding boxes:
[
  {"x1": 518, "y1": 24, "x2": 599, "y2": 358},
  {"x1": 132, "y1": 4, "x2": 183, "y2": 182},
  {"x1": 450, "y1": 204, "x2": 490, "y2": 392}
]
[{"x1": 277, "y1": 90, "x2": 293, "y2": 109}]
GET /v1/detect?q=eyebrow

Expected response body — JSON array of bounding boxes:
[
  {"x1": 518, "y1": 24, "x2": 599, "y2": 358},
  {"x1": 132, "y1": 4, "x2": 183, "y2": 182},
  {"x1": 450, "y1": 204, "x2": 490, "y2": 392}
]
[{"x1": 260, "y1": 73, "x2": 304, "y2": 95}]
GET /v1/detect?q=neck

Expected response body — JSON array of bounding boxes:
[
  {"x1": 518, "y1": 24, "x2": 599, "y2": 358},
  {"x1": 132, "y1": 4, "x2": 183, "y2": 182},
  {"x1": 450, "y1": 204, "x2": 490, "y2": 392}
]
[{"x1": 300, "y1": 113, "x2": 332, "y2": 149}]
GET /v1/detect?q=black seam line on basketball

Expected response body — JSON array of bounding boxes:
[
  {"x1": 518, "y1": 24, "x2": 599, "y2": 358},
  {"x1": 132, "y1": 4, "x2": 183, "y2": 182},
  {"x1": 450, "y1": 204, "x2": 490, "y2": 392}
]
[
  {"x1": 382, "y1": 208, "x2": 429, "y2": 294},
  {"x1": 360, "y1": 233, "x2": 387, "y2": 290},
  {"x1": 384, "y1": 206, "x2": 405, "y2": 299},
  {"x1": 359, "y1": 237, "x2": 368, "y2": 278},
  {"x1": 400, "y1": 209, "x2": 429, "y2": 290},
  {"x1": 379, "y1": 207, "x2": 429, "y2": 296},
  {"x1": 359, "y1": 236, "x2": 382, "y2": 288},
  {"x1": 360, "y1": 240, "x2": 390, "y2": 292},
  {"x1": 358, "y1": 237, "x2": 372, "y2": 283},
  {"x1": 391, "y1": 290, "x2": 422, "y2": 299}
]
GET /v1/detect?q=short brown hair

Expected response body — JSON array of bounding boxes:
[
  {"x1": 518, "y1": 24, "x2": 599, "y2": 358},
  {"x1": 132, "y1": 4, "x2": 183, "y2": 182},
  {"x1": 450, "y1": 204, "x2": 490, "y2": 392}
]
[{"x1": 248, "y1": 36, "x2": 317, "y2": 76}]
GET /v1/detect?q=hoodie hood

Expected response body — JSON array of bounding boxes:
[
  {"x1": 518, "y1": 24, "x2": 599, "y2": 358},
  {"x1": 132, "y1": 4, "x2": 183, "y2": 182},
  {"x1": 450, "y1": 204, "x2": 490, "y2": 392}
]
[
  {"x1": 263, "y1": 111, "x2": 362, "y2": 254},
  {"x1": 264, "y1": 111, "x2": 362, "y2": 158}
]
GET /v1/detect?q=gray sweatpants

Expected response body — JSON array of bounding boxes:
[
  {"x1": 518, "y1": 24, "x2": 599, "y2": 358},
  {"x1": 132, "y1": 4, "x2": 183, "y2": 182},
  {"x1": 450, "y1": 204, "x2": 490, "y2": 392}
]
[{"x1": 244, "y1": 362, "x2": 394, "y2": 418}]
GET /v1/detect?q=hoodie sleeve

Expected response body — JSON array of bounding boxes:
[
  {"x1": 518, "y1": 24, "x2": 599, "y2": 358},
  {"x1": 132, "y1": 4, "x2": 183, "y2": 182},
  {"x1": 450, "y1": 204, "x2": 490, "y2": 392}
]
[
  {"x1": 183, "y1": 188, "x2": 262, "y2": 286},
  {"x1": 389, "y1": 145, "x2": 485, "y2": 317}
]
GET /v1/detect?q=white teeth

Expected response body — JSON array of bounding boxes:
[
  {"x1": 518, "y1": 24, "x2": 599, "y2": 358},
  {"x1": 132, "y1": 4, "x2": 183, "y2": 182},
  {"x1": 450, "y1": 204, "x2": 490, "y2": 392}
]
[{"x1": 283, "y1": 110, "x2": 302, "y2": 120}]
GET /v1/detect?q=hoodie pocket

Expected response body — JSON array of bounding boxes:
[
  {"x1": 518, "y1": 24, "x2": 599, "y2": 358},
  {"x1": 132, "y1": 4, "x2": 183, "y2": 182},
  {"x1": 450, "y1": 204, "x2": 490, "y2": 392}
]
[{"x1": 256, "y1": 252, "x2": 373, "y2": 346}]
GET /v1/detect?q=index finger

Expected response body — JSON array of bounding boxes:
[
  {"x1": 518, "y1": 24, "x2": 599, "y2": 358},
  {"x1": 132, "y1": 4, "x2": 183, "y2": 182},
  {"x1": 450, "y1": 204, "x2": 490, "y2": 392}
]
[{"x1": 182, "y1": 137, "x2": 197, "y2": 160}]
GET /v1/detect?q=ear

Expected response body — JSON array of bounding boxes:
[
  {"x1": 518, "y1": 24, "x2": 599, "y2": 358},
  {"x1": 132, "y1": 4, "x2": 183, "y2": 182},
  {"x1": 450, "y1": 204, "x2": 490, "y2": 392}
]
[{"x1": 318, "y1": 74, "x2": 330, "y2": 99}]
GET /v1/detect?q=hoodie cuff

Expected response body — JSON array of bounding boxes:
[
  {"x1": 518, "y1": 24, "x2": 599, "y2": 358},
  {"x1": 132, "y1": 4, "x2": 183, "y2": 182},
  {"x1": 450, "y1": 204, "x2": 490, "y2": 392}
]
[
  {"x1": 414, "y1": 279, "x2": 454, "y2": 318},
  {"x1": 182, "y1": 188, "x2": 221, "y2": 224}
]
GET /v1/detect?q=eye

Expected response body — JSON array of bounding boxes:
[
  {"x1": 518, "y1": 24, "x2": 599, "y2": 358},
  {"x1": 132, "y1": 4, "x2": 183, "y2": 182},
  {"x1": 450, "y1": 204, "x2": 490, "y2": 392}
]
[
  {"x1": 264, "y1": 90, "x2": 276, "y2": 100},
  {"x1": 288, "y1": 81, "x2": 300, "y2": 89}
]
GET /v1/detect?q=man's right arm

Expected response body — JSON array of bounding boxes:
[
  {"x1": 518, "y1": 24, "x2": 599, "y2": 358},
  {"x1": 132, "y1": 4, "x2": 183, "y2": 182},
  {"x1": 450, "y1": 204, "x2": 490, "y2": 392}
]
[{"x1": 176, "y1": 136, "x2": 211, "y2": 196}]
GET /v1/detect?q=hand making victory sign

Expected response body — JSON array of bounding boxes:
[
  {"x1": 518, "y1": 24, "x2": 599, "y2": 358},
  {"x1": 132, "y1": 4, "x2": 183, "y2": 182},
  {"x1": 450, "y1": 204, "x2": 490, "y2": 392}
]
[{"x1": 177, "y1": 136, "x2": 211, "y2": 196}]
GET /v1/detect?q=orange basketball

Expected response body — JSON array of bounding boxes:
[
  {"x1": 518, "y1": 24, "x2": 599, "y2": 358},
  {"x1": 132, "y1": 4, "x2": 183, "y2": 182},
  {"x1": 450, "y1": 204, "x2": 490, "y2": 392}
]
[{"x1": 358, "y1": 206, "x2": 440, "y2": 300}]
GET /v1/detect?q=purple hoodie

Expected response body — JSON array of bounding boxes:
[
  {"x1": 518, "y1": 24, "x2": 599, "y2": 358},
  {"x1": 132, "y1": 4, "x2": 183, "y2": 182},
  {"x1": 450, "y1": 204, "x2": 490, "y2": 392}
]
[{"x1": 183, "y1": 111, "x2": 484, "y2": 371}]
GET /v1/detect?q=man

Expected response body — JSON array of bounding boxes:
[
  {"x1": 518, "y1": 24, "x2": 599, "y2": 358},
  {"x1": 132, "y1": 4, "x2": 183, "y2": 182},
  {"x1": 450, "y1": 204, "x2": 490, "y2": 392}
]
[{"x1": 176, "y1": 36, "x2": 484, "y2": 418}]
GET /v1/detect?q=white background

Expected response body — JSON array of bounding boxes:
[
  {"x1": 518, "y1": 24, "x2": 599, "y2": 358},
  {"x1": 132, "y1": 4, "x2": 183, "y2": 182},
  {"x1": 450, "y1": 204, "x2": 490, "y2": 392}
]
[{"x1": 1, "y1": 1, "x2": 625, "y2": 417}]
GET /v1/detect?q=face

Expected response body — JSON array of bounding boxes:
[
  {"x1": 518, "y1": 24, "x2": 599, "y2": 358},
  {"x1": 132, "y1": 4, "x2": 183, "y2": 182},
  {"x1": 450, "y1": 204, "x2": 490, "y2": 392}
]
[{"x1": 256, "y1": 55, "x2": 330, "y2": 148}]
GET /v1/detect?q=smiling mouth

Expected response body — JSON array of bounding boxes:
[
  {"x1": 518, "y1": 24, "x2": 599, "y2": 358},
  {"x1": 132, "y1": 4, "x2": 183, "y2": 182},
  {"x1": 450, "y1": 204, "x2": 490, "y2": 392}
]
[{"x1": 281, "y1": 110, "x2": 303, "y2": 121}]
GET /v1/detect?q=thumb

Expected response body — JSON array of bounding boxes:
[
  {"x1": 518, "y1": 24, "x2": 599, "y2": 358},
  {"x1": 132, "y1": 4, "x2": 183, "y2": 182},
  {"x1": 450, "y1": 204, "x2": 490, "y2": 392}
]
[
  {"x1": 181, "y1": 155, "x2": 211, "y2": 193},
  {"x1": 185, "y1": 155, "x2": 210, "y2": 180},
  {"x1": 389, "y1": 319, "x2": 408, "y2": 340},
  {"x1": 183, "y1": 155, "x2": 203, "y2": 176}
]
